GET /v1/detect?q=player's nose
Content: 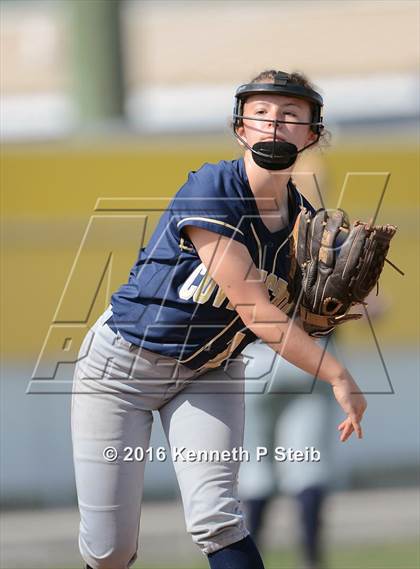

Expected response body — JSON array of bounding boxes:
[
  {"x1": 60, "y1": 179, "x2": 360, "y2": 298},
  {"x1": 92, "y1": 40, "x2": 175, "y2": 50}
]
[
  {"x1": 266, "y1": 115, "x2": 286, "y2": 129},
  {"x1": 264, "y1": 117, "x2": 286, "y2": 140}
]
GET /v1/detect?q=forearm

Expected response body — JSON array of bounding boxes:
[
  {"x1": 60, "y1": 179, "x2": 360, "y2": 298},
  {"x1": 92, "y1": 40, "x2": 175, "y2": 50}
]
[
  {"x1": 240, "y1": 302, "x2": 345, "y2": 384},
  {"x1": 187, "y1": 228, "x2": 367, "y2": 441}
]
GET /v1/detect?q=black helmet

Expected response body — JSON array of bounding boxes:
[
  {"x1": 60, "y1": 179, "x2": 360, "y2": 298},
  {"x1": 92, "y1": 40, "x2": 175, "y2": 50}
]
[{"x1": 232, "y1": 71, "x2": 324, "y2": 170}]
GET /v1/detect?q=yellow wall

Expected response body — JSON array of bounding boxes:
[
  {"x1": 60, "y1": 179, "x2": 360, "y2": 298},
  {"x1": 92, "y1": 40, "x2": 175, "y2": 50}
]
[{"x1": 2, "y1": 139, "x2": 418, "y2": 358}]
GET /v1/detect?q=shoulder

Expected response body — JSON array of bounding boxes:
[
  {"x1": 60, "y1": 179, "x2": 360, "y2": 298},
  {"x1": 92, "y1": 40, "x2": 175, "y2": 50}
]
[
  {"x1": 192, "y1": 159, "x2": 241, "y2": 180},
  {"x1": 175, "y1": 159, "x2": 243, "y2": 200},
  {"x1": 171, "y1": 159, "x2": 248, "y2": 245}
]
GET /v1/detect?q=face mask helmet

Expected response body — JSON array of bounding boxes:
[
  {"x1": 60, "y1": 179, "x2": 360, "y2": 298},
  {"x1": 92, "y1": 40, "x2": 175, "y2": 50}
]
[{"x1": 232, "y1": 71, "x2": 324, "y2": 170}]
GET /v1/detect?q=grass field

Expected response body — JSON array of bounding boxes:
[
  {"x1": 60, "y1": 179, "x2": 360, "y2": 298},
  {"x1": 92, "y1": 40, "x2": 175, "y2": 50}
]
[
  {"x1": 108, "y1": 541, "x2": 419, "y2": 569},
  {"x1": 264, "y1": 541, "x2": 420, "y2": 569}
]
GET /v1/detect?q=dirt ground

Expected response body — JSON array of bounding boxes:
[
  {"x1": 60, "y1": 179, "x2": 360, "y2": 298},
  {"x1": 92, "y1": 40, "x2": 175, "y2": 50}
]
[{"x1": 1, "y1": 487, "x2": 418, "y2": 569}]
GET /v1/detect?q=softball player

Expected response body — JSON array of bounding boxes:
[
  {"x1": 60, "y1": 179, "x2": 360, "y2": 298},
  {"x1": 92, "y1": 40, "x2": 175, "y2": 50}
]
[
  {"x1": 240, "y1": 340, "x2": 333, "y2": 569},
  {"x1": 72, "y1": 70, "x2": 367, "y2": 569}
]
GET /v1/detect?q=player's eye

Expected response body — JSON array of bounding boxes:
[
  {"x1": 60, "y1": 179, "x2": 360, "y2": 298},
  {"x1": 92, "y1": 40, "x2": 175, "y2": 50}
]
[{"x1": 284, "y1": 111, "x2": 298, "y2": 118}]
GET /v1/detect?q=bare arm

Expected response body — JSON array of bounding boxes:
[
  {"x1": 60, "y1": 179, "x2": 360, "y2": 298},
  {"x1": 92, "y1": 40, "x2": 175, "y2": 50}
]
[{"x1": 185, "y1": 226, "x2": 367, "y2": 442}]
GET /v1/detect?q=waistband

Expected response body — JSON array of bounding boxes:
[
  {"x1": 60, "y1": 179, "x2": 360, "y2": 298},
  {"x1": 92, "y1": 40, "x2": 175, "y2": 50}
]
[{"x1": 99, "y1": 305, "x2": 197, "y2": 379}]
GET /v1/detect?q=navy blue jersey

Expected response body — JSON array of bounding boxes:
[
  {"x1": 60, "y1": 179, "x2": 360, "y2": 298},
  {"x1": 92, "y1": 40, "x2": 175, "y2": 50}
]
[{"x1": 108, "y1": 158, "x2": 314, "y2": 371}]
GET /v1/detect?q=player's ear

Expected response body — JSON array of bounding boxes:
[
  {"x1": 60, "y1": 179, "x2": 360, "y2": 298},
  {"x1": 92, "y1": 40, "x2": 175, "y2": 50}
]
[
  {"x1": 236, "y1": 125, "x2": 245, "y2": 138},
  {"x1": 305, "y1": 129, "x2": 317, "y2": 146},
  {"x1": 235, "y1": 124, "x2": 247, "y2": 147}
]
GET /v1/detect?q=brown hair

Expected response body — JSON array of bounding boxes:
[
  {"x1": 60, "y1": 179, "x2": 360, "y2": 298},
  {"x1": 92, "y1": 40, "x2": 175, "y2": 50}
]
[{"x1": 251, "y1": 69, "x2": 316, "y2": 89}]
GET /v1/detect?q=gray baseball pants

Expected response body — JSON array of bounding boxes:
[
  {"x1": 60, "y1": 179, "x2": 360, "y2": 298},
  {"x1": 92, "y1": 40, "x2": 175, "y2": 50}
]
[{"x1": 71, "y1": 307, "x2": 248, "y2": 569}]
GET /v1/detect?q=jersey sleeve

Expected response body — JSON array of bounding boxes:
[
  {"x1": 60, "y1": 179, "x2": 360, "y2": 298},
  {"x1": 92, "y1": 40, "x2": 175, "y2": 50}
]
[{"x1": 170, "y1": 163, "x2": 247, "y2": 247}]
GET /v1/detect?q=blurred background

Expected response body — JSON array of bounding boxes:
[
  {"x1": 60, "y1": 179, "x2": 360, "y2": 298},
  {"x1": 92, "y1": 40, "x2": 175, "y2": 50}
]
[{"x1": 1, "y1": 1, "x2": 419, "y2": 568}]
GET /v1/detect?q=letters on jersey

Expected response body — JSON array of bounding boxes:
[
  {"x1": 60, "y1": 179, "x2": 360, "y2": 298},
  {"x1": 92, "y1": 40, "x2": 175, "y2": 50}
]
[{"x1": 108, "y1": 159, "x2": 313, "y2": 371}]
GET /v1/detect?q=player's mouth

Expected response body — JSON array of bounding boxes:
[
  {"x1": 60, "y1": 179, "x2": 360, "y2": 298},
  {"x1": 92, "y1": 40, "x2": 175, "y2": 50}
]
[{"x1": 261, "y1": 136, "x2": 287, "y2": 143}]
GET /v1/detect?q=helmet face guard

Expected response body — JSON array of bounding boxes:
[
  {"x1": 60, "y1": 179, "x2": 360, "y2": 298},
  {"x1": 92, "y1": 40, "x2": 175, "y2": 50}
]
[{"x1": 233, "y1": 71, "x2": 324, "y2": 170}]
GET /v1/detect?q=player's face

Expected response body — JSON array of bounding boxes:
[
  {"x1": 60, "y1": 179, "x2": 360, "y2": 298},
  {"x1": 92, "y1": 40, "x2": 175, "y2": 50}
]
[{"x1": 237, "y1": 94, "x2": 317, "y2": 152}]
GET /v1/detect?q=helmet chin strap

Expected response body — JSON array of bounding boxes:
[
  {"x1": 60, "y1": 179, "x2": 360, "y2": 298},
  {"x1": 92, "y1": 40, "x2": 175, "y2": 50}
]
[{"x1": 233, "y1": 128, "x2": 320, "y2": 171}]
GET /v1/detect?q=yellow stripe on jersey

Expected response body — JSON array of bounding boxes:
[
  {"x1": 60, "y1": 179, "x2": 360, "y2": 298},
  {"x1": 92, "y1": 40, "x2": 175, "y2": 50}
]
[
  {"x1": 177, "y1": 217, "x2": 245, "y2": 236},
  {"x1": 250, "y1": 223, "x2": 262, "y2": 269},
  {"x1": 178, "y1": 314, "x2": 242, "y2": 365}
]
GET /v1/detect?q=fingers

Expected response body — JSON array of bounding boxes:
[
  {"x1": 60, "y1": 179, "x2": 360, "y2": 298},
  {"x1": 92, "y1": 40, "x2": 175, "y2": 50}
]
[
  {"x1": 351, "y1": 415, "x2": 363, "y2": 439},
  {"x1": 337, "y1": 416, "x2": 363, "y2": 442},
  {"x1": 338, "y1": 419, "x2": 347, "y2": 431},
  {"x1": 339, "y1": 419, "x2": 353, "y2": 442}
]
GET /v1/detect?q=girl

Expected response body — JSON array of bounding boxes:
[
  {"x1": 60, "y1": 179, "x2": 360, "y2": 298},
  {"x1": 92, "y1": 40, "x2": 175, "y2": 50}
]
[{"x1": 72, "y1": 69, "x2": 366, "y2": 569}]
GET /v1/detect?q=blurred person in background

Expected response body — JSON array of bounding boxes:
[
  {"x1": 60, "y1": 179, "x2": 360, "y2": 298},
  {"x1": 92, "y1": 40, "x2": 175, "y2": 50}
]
[
  {"x1": 240, "y1": 341, "x2": 333, "y2": 569},
  {"x1": 240, "y1": 153, "x2": 332, "y2": 569},
  {"x1": 239, "y1": 152, "x2": 388, "y2": 569}
]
